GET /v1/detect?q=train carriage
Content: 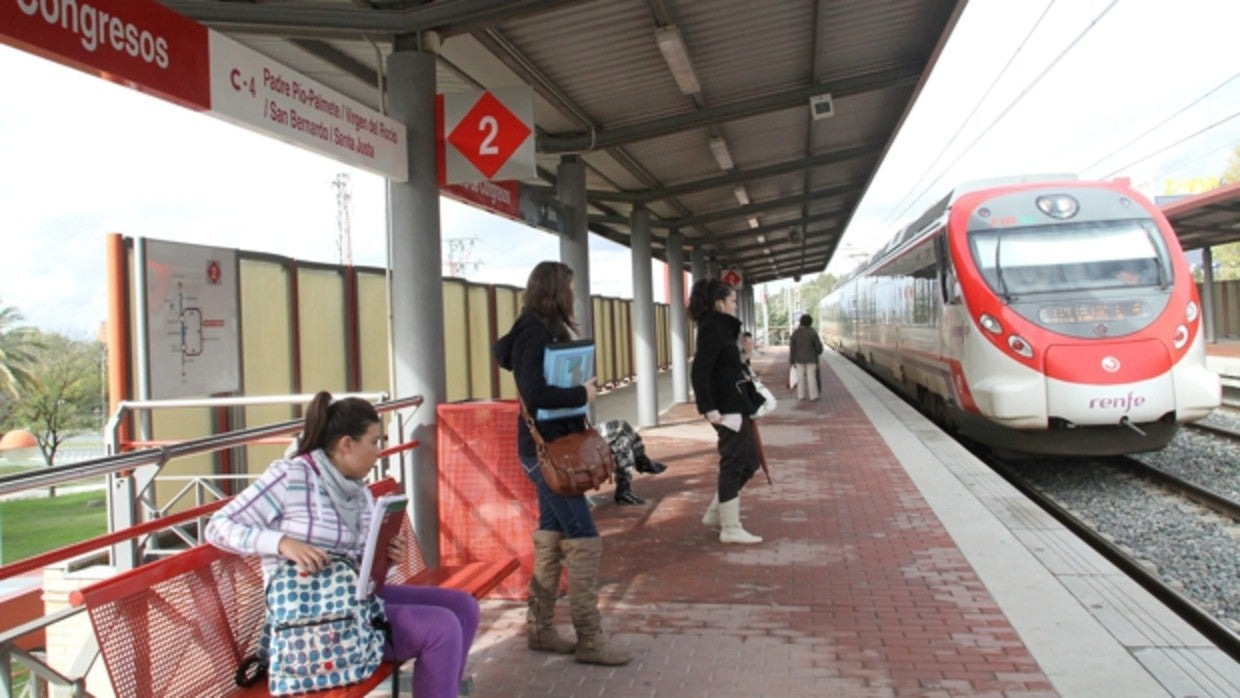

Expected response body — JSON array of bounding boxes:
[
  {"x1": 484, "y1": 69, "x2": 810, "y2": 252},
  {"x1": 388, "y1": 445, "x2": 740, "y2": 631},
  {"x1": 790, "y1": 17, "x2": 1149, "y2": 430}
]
[{"x1": 821, "y1": 175, "x2": 1220, "y2": 456}]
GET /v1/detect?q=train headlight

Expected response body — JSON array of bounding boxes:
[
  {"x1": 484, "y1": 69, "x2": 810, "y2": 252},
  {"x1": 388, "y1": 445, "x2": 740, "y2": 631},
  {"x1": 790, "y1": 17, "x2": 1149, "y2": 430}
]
[
  {"x1": 1173, "y1": 324, "x2": 1189, "y2": 349},
  {"x1": 979, "y1": 314, "x2": 1003, "y2": 334},
  {"x1": 1008, "y1": 335, "x2": 1034, "y2": 358},
  {"x1": 1185, "y1": 300, "x2": 1199, "y2": 323},
  {"x1": 1035, "y1": 194, "x2": 1079, "y2": 219}
]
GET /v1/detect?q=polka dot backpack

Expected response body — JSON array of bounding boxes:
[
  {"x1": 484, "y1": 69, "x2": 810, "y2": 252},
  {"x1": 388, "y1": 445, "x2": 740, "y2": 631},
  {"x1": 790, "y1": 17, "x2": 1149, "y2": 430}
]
[{"x1": 249, "y1": 556, "x2": 389, "y2": 695}]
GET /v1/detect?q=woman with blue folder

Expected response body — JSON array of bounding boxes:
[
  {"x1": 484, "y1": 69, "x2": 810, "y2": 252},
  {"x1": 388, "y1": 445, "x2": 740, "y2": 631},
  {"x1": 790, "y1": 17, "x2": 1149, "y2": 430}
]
[{"x1": 494, "y1": 260, "x2": 633, "y2": 667}]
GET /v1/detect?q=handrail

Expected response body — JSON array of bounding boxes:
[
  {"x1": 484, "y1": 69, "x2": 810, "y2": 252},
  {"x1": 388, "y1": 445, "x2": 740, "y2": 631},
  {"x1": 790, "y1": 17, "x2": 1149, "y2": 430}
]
[
  {"x1": 0, "y1": 395, "x2": 421, "y2": 497},
  {"x1": 104, "y1": 390, "x2": 390, "y2": 453}
]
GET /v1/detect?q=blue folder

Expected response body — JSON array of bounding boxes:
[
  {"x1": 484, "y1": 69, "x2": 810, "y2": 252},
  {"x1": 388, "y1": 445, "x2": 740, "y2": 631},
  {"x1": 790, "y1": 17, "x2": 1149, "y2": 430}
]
[{"x1": 535, "y1": 340, "x2": 595, "y2": 420}]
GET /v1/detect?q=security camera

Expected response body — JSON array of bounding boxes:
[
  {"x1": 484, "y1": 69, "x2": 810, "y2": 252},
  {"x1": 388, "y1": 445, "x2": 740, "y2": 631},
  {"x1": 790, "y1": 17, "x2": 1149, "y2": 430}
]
[{"x1": 793, "y1": 275, "x2": 801, "y2": 283}]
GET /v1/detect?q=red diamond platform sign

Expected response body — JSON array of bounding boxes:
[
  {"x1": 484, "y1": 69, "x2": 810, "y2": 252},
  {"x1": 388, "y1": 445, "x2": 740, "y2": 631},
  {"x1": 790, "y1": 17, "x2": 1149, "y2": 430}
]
[
  {"x1": 439, "y1": 87, "x2": 535, "y2": 185},
  {"x1": 721, "y1": 269, "x2": 743, "y2": 288}
]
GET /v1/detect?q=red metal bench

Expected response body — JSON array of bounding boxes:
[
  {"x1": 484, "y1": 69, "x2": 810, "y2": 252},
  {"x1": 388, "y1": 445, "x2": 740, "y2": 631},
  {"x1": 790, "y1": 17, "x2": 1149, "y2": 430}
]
[{"x1": 69, "y1": 478, "x2": 518, "y2": 697}]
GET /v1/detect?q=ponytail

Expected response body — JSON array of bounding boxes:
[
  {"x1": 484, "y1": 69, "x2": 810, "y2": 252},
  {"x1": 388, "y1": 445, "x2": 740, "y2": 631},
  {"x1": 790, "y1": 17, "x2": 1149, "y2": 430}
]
[{"x1": 294, "y1": 391, "x2": 380, "y2": 457}]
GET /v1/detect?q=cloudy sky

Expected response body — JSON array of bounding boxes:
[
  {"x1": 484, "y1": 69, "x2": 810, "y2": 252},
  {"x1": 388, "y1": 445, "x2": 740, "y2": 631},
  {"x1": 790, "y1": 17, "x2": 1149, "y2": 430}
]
[{"x1": 1, "y1": 0, "x2": 1237, "y2": 339}]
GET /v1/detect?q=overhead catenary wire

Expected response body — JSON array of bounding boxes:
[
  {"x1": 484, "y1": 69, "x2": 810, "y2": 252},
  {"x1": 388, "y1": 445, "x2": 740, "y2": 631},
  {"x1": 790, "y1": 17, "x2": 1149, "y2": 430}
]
[
  {"x1": 886, "y1": 0, "x2": 1120, "y2": 233},
  {"x1": 873, "y1": 0, "x2": 1058, "y2": 238}
]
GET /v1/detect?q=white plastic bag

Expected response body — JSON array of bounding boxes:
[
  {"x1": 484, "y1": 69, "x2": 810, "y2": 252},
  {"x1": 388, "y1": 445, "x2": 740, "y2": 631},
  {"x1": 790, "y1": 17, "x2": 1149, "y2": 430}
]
[{"x1": 788, "y1": 365, "x2": 799, "y2": 390}]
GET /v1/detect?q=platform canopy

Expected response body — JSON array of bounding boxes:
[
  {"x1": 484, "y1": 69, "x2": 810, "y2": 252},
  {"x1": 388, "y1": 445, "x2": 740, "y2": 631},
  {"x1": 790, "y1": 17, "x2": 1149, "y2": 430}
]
[
  {"x1": 162, "y1": 0, "x2": 966, "y2": 284},
  {"x1": 1162, "y1": 181, "x2": 1240, "y2": 251}
]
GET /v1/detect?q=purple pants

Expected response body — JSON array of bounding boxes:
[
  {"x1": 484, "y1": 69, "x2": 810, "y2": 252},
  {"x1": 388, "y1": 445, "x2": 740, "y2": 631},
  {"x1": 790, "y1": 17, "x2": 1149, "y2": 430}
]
[{"x1": 378, "y1": 584, "x2": 480, "y2": 698}]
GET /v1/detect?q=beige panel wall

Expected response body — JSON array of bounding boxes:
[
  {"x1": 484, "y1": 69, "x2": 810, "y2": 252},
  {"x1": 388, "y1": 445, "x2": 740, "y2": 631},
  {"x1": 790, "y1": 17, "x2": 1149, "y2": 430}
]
[
  {"x1": 357, "y1": 269, "x2": 390, "y2": 393},
  {"x1": 494, "y1": 286, "x2": 520, "y2": 399},
  {"x1": 466, "y1": 284, "x2": 494, "y2": 399},
  {"x1": 297, "y1": 267, "x2": 349, "y2": 393},
  {"x1": 151, "y1": 408, "x2": 216, "y2": 510},
  {"x1": 239, "y1": 258, "x2": 297, "y2": 476},
  {"x1": 442, "y1": 279, "x2": 469, "y2": 402}
]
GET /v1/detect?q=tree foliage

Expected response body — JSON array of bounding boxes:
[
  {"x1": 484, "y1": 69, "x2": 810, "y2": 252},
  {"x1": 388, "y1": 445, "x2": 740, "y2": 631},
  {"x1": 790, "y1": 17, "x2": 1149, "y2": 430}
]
[
  {"x1": 3, "y1": 330, "x2": 104, "y2": 465},
  {"x1": 1204, "y1": 146, "x2": 1240, "y2": 280},
  {"x1": 0, "y1": 303, "x2": 39, "y2": 399},
  {"x1": 757, "y1": 272, "x2": 838, "y2": 345}
]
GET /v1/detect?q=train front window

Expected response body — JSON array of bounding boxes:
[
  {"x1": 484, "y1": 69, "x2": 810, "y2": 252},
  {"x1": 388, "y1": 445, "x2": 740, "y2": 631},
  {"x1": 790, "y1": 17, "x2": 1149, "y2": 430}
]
[
  {"x1": 970, "y1": 220, "x2": 1169, "y2": 297},
  {"x1": 968, "y1": 220, "x2": 1172, "y2": 338}
]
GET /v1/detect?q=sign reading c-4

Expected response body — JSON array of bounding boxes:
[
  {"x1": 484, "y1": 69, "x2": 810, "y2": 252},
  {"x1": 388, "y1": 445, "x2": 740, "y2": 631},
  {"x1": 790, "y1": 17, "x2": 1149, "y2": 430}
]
[{"x1": 438, "y1": 87, "x2": 535, "y2": 185}]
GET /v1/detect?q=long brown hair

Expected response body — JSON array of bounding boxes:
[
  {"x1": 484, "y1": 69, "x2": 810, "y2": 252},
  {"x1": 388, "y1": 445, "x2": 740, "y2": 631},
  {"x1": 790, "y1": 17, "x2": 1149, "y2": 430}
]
[
  {"x1": 521, "y1": 261, "x2": 578, "y2": 341},
  {"x1": 294, "y1": 391, "x2": 380, "y2": 457}
]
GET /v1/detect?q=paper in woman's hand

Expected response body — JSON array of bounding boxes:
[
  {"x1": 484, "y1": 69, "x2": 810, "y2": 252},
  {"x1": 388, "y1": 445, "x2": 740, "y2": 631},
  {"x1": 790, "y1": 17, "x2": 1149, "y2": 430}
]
[{"x1": 720, "y1": 413, "x2": 743, "y2": 432}]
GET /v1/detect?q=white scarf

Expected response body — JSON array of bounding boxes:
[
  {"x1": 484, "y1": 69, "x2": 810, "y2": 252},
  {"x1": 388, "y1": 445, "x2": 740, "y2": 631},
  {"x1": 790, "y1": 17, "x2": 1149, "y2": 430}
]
[{"x1": 308, "y1": 449, "x2": 368, "y2": 542}]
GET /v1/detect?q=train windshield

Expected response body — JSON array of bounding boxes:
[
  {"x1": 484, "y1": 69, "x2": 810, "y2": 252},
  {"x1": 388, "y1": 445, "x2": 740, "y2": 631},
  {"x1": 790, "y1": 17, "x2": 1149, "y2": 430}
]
[
  {"x1": 969, "y1": 220, "x2": 1170, "y2": 298},
  {"x1": 968, "y1": 219, "x2": 1173, "y2": 338}
]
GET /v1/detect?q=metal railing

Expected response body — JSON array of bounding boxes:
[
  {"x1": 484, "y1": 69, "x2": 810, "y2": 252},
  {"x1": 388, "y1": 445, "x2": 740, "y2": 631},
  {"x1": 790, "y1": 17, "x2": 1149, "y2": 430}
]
[{"x1": 0, "y1": 393, "x2": 423, "y2": 698}]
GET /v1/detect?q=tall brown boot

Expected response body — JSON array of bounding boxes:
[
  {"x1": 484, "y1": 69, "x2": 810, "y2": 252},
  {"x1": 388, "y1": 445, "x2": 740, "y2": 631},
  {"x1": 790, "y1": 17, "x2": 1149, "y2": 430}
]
[
  {"x1": 560, "y1": 537, "x2": 633, "y2": 666},
  {"x1": 527, "y1": 530, "x2": 576, "y2": 653}
]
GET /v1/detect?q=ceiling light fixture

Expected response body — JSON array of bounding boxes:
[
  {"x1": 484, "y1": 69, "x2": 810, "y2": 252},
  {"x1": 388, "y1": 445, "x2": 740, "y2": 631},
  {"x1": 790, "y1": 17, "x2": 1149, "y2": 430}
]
[
  {"x1": 756, "y1": 234, "x2": 766, "y2": 243},
  {"x1": 748, "y1": 217, "x2": 761, "y2": 229},
  {"x1": 655, "y1": 25, "x2": 701, "y2": 95},
  {"x1": 708, "y1": 136, "x2": 734, "y2": 171},
  {"x1": 733, "y1": 185, "x2": 750, "y2": 206}
]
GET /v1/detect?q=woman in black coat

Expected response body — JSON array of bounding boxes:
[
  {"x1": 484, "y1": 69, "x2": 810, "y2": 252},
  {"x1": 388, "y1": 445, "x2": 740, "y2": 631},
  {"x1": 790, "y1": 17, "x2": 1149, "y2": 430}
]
[
  {"x1": 688, "y1": 278, "x2": 764, "y2": 544},
  {"x1": 493, "y1": 261, "x2": 632, "y2": 666}
]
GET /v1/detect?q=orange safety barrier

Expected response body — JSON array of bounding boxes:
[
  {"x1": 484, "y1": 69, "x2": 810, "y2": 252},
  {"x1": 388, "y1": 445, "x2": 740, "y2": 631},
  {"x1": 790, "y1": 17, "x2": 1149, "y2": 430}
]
[{"x1": 436, "y1": 400, "x2": 534, "y2": 599}]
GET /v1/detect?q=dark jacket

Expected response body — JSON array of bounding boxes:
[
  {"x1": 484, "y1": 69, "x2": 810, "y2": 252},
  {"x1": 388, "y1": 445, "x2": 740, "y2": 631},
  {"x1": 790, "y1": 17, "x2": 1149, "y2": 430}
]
[
  {"x1": 789, "y1": 325, "x2": 823, "y2": 364},
  {"x1": 691, "y1": 310, "x2": 758, "y2": 416},
  {"x1": 494, "y1": 310, "x2": 588, "y2": 458}
]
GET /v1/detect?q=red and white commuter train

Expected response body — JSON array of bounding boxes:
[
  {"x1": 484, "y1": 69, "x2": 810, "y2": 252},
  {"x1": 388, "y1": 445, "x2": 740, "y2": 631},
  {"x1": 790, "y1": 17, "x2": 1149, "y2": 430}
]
[{"x1": 819, "y1": 176, "x2": 1220, "y2": 456}]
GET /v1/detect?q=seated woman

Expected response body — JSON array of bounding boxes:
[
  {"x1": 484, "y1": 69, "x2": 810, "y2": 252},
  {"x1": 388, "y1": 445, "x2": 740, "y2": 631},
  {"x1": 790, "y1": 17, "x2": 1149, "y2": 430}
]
[
  {"x1": 596, "y1": 419, "x2": 667, "y2": 505},
  {"x1": 206, "y1": 392, "x2": 479, "y2": 698}
]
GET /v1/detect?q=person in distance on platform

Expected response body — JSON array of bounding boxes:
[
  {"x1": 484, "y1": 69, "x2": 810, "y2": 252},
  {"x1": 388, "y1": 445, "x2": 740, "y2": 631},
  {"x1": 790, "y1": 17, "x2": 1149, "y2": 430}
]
[
  {"x1": 789, "y1": 314, "x2": 823, "y2": 401},
  {"x1": 493, "y1": 260, "x2": 633, "y2": 666},
  {"x1": 740, "y1": 330, "x2": 755, "y2": 368},
  {"x1": 205, "y1": 392, "x2": 479, "y2": 698},
  {"x1": 689, "y1": 278, "x2": 765, "y2": 544}
]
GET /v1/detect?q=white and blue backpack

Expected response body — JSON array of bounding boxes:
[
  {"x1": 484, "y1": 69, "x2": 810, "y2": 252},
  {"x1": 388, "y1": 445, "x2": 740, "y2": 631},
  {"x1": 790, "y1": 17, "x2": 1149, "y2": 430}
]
[{"x1": 238, "y1": 556, "x2": 388, "y2": 695}]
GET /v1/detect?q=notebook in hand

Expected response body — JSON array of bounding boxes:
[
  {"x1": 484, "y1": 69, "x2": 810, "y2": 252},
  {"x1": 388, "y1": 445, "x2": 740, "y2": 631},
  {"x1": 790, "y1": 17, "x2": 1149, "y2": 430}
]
[
  {"x1": 536, "y1": 339, "x2": 595, "y2": 420},
  {"x1": 356, "y1": 493, "x2": 409, "y2": 600}
]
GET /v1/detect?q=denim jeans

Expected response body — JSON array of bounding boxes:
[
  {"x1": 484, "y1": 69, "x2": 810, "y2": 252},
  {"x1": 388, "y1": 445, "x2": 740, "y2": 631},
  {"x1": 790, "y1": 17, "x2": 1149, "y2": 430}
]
[{"x1": 519, "y1": 454, "x2": 599, "y2": 538}]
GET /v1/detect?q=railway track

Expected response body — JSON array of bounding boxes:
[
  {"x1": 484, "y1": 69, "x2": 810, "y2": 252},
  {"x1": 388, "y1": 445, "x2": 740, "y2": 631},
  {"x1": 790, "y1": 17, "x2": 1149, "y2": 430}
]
[
  {"x1": 988, "y1": 456, "x2": 1240, "y2": 663},
  {"x1": 1118, "y1": 455, "x2": 1240, "y2": 521}
]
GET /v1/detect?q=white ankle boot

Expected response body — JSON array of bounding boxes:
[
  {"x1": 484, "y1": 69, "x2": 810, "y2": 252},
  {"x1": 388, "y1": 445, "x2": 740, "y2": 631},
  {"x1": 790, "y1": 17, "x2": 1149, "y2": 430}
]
[
  {"x1": 702, "y1": 494, "x2": 720, "y2": 527},
  {"x1": 718, "y1": 497, "x2": 762, "y2": 544}
]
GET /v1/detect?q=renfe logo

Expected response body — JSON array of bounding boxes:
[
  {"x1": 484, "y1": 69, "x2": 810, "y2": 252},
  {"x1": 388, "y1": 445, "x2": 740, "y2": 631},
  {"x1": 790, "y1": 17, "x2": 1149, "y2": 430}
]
[
  {"x1": 1089, "y1": 391, "x2": 1146, "y2": 413},
  {"x1": 16, "y1": 0, "x2": 170, "y2": 68}
]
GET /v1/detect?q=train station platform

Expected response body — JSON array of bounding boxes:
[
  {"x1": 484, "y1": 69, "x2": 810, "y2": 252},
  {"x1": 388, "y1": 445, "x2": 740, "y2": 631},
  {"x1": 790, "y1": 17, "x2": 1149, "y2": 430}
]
[{"x1": 441, "y1": 349, "x2": 1239, "y2": 697}]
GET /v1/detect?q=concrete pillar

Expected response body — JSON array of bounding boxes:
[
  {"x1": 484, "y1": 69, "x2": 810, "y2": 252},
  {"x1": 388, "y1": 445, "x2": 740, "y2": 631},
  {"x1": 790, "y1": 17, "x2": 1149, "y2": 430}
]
[
  {"x1": 666, "y1": 230, "x2": 689, "y2": 403},
  {"x1": 385, "y1": 41, "x2": 443, "y2": 565},
  {"x1": 691, "y1": 245, "x2": 707, "y2": 286},
  {"x1": 630, "y1": 207, "x2": 658, "y2": 426},
  {"x1": 1202, "y1": 247, "x2": 1216, "y2": 343},
  {"x1": 557, "y1": 156, "x2": 593, "y2": 337}
]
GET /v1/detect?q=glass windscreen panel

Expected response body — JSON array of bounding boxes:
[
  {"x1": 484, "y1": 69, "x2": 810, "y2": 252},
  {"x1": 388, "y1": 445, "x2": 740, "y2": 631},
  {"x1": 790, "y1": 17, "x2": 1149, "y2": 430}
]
[
  {"x1": 970, "y1": 220, "x2": 1169, "y2": 297},
  {"x1": 968, "y1": 220, "x2": 1172, "y2": 338}
]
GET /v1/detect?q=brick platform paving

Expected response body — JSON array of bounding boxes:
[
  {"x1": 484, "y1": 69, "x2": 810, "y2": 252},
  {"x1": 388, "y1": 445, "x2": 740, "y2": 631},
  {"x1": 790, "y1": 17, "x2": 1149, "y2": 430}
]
[{"x1": 452, "y1": 356, "x2": 1056, "y2": 697}]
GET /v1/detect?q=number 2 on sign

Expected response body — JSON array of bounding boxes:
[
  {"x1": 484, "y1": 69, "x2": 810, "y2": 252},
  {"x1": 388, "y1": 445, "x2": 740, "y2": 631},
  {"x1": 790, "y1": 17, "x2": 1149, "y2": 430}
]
[{"x1": 478, "y1": 116, "x2": 499, "y2": 156}]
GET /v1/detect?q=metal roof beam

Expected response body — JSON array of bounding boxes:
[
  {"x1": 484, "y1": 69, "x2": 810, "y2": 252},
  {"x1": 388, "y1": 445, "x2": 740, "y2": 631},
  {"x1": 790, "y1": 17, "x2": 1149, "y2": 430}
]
[
  {"x1": 664, "y1": 183, "x2": 861, "y2": 229},
  {"x1": 629, "y1": 142, "x2": 881, "y2": 204},
  {"x1": 538, "y1": 65, "x2": 922, "y2": 154},
  {"x1": 160, "y1": 0, "x2": 570, "y2": 38}
]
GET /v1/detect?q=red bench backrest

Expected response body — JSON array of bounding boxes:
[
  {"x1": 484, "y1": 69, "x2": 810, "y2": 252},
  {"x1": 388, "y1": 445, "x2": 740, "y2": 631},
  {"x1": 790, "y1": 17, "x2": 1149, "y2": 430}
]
[{"x1": 71, "y1": 479, "x2": 424, "y2": 697}]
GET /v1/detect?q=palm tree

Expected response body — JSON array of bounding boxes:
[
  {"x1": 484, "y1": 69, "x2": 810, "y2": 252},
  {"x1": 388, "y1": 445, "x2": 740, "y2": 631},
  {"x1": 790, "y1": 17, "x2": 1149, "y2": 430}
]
[{"x1": 0, "y1": 303, "x2": 39, "y2": 397}]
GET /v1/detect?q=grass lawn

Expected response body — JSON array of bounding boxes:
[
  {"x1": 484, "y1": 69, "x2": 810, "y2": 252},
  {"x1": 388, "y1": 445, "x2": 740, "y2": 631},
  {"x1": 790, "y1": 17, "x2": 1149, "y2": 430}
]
[{"x1": 0, "y1": 490, "x2": 107, "y2": 564}]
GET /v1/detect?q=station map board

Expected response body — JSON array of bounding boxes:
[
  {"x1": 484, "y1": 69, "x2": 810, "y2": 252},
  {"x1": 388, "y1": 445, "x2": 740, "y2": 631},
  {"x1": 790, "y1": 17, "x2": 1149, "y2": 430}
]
[{"x1": 142, "y1": 239, "x2": 241, "y2": 399}]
